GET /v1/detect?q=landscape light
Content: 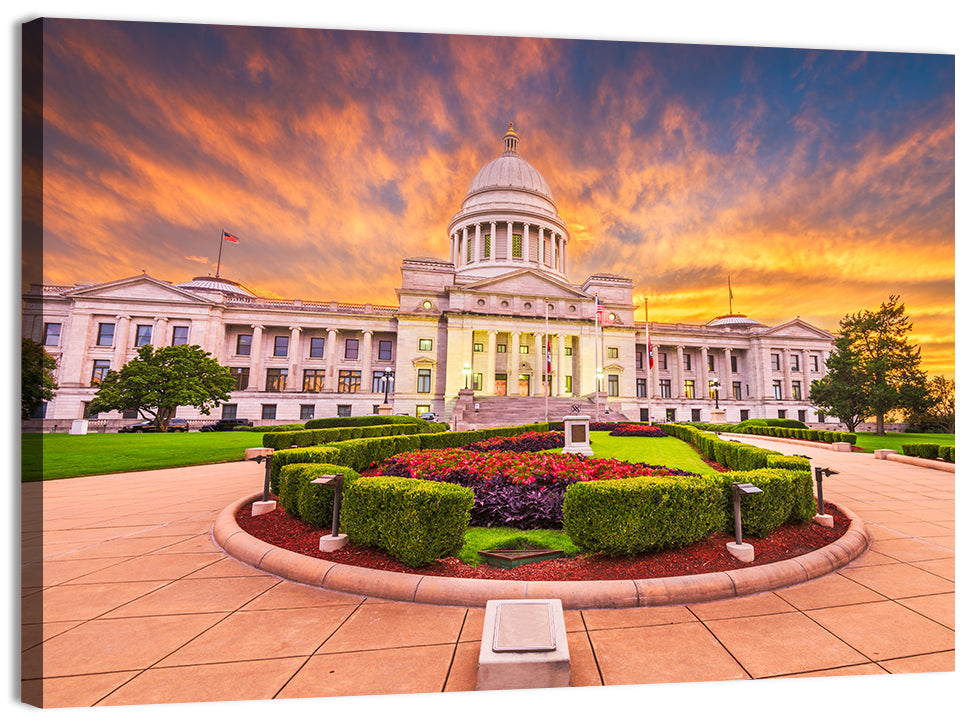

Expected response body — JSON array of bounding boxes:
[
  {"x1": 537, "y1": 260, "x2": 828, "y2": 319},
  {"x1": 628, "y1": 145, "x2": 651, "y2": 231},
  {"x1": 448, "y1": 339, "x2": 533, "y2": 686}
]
[
  {"x1": 312, "y1": 473, "x2": 347, "y2": 550},
  {"x1": 382, "y1": 368, "x2": 395, "y2": 405},
  {"x1": 812, "y1": 467, "x2": 839, "y2": 527},
  {"x1": 726, "y1": 482, "x2": 763, "y2": 561},
  {"x1": 243, "y1": 446, "x2": 276, "y2": 515}
]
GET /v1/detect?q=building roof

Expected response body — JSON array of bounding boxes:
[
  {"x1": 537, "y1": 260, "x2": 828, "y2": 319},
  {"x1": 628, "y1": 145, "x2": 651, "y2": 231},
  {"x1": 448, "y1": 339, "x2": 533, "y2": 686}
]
[
  {"x1": 176, "y1": 276, "x2": 257, "y2": 298},
  {"x1": 706, "y1": 313, "x2": 765, "y2": 328}
]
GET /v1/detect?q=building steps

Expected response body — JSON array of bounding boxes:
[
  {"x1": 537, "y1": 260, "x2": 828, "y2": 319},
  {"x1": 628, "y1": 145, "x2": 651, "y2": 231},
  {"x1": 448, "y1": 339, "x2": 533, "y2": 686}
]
[{"x1": 454, "y1": 393, "x2": 630, "y2": 429}]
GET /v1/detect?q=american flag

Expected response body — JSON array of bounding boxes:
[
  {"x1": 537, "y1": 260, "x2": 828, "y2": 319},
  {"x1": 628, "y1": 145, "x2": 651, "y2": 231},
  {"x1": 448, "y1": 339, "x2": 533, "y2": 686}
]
[
  {"x1": 596, "y1": 297, "x2": 608, "y2": 326},
  {"x1": 223, "y1": 230, "x2": 240, "y2": 244}
]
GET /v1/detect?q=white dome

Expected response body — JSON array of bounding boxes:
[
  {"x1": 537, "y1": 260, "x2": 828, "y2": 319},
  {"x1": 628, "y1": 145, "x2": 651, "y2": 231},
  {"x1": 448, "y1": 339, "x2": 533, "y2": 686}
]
[
  {"x1": 177, "y1": 276, "x2": 256, "y2": 298},
  {"x1": 706, "y1": 314, "x2": 764, "y2": 328}
]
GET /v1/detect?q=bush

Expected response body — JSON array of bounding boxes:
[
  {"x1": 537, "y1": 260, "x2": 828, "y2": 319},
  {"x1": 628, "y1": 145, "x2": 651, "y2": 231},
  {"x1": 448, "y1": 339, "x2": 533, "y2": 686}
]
[
  {"x1": 713, "y1": 468, "x2": 816, "y2": 537},
  {"x1": 245, "y1": 423, "x2": 305, "y2": 432},
  {"x1": 341, "y1": 476, "x2": 474, "y2": 567},
  {"x1": 562, "y1": 476, "x2": 727, "y2": 555},
  {"x1": 263, "y1": 423, "x2": 422, "y2": 450},
  {"x1": 902, "y1": 443, "x2": 940, "y2": 460},
  {"x1": 277, "y1": 462, "x2": 359, "y2": 526},
  {"x1": 766, "y1": 454, "x2": 811, "y2": 471},
  {"x1": 938, "y1": 446, "x2": 955, "y2": 462}
]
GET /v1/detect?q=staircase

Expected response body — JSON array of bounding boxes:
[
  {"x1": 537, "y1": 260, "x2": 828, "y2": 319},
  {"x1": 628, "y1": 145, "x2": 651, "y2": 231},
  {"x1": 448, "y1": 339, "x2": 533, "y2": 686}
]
[{"x1": 453, "y1": 393, "x2": 630, "y2": 430}]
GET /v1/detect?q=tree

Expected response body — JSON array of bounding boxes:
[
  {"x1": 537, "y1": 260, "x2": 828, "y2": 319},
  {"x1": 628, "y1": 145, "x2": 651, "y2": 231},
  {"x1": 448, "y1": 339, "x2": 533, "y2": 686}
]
[
  {"x1": 88, "y1": 344, "x2": 236, "y2": 431},
  {"x1": 809, "y1": 295, "x2": 929, "y2": 435},
  {"x1": 22, "y1": 337, "x2": 58, "y2": 420},
  {"x1": 905, "y1": 375, "x2": 955, "y2": 433}
]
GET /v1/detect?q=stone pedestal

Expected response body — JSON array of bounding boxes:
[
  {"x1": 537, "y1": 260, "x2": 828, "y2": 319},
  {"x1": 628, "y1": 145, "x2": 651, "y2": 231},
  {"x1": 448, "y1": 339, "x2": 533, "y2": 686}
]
[
  {"x1": 709, "y1": 408, "x2": 726, "y2": 424},
  {"x1": 252, "y1": 500, "x2": 277, "y2": 516},
  {"x1": 376, "y1": 403, "x2": 393, "y2": 415},
  {"x1": 69, "y1": 419, "x2": 88, "y2": 435},
  {"x1": 874, "y1": 449, "x2": 897, "y2": 459},
  {"x1": 477, "y1": 599, "x2": 570, "y2": 691},
  {"x1": 726, "y1": 541, "x2": 755, "y2": 563},
  {"x1": 319, "y1": 534, "x2": 349, "y2": 551},
  {"x1": 563, "y1": 415, "x2": 592, "y2": 456},
  {"x1": 832, "y1": 442, "x2": 852, "y2": 453},
  {"x1": 813, "y1": 514, "x2": 834, "y2": 528}
]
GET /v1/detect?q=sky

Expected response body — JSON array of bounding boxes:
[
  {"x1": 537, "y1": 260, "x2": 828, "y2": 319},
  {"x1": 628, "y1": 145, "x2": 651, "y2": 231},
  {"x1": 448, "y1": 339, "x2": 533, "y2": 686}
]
[{"x1": 26, "y1": 15, "x2": 955, "y2": 377}]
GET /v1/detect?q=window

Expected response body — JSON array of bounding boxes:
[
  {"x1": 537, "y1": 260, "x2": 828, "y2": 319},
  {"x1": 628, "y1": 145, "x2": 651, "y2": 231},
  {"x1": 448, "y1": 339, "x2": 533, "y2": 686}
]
[
  {"x1": 466, "y1": 240, "x2": 472, "y2": 262},
  {"x1": 338, "y1": 370, "x2": 361, "y2": 393},
  {"x1": 310, "y1": 337, "x2": 325, "y2": 358},
  {"x1": 512, "y1": 233, "x2": 523, "y2": 258},
  {"x1": 122, "y1": 409, "x2": 139, "y2": 419},
  {"x1": 83, "y1": 402, "x2": 97, "y2": 419},
  {"x1": 798, "y1": 410, "x2": 807, "y2": 422},
  {"x1": 810, "y1": 355, "x2": 819, "y2": 372},
  {"x1": 691, "y1": 409, "x2": 702, "y2": 422},
  {"x1": 740, "y1": 409, "x2": 750, "y2": 422},
  {"x1": 639, "y1": 408, "x2": 649, "y2": 422},
  {"x1": 666, "y1": 408, "x2": 676, "y2": 422},
  {"x1": 337, "y1": 405, "x2": 352, "y2": 417},
  {"x1": 684, "y1": 379, "x2": 695, "y2": 399},
  {"x1": 484, "y1": 234, "x2": 491, "y2": 258},
  {"x1": 171, "y1": 326, "x2": 189, "y2": 345},
  {"x1": 772, "y1": 380, "x2": 783, "y2": 399},
  {"x1": 497, "y1": 343, "x2": 507, "y2": 353},
  {"x1": 732, "y1": 382, "x2": 742, "y2": 400},
  {"x1": 97, "y1": 323, "x2": 115, "y2": 346},
  {"x1": 236, "y1": 334, "x2": 252, "y2": 355},
  {"x1": 345, "y1": 338, "x2": 359, "y2": 360},
  {"x1": 303, "y1": 369, "x2": 325, "y2": 392},
  {"x1": 817, "y1": 412, "x2": 826, "y2": 423},
  {"x1": 519, "y1": 345, "x2": 529, "y2": 355},
  {"x1": 683, "y1": 353, "x2": 691, "y2": 371},
  {"x1": 790, "y1": 354, "x2": 800, "y2": 371},
  {"x1": 300, "y1": 405, "x2": 315, "y2": 420},
  {"x1": 778, "y1": 409, "x2": 787, "y2": 419},
  {"x1": 771, "y1": 354, "x2": 781, "y2": 371},
  {"x1": 418, "y1": 338, "x2": 433, "y2": 352},
  {"x1": 222, "y1": 404, "x2": 238, "y2": 420},
  {"x1": 230, "y1": 367, "x2": 250, "y2": 391},
  {"x1": 417, "y1": 368, "x2": 432, "y2": 393},
  {"x1": 607, "y1": 375, "x2": 619, "y2": 396},
  {"x1": 636, "y1": 351, "x2": 643, "y2": 369},
  {"x1": 415, "y1": 404, "x2": 430, "y2": 417},
  {"x1": 607, "y1": 347, "x2": 618, "y2": 359},
  {"x1": 792, "y1": 381, "x2": 802, "y2": 400},
  {"x1": 266, "y1": 368, "x2": 288, "y2": 392},
  {"x1": 274, "y1": 336, "x2": 289, "y2": 357},
  {"x1": 373, "y1": 370, "x2": 395, "y2": 393},
  {"x1": 91, "y1": 359, "x2": 110, "y2": 385},
  {"x1": 636, "y1": 378, "x2": 647, "y2": 398},
  {"x1": 472, "y1": 373, "x2": 483, "y2": 390},
  {"x1": 261, "y1": 404, "x2": 277, "y2": 420},
  {"x1": 474, "y1": 342, "x2": 484, "y2": 353},
  {"x1": 731, "y1": 355, "x2": 738, "y2": 373},
  {"x1": 33, "y1": 402, "x2": 47, "y2": 419},
  {"x1": 135, "y1": 325, "x2": 152, "y2": 347},
  {"x1": 707, "y1": 355, "x2": 715, "y2": 372},
  {"x1": 658, "y1": 353, "x2": 667, "y2": 370},
  {"x1": 378, "y1": 340, "x2": 393, "y2": 361},
  {"x1": 564, "y1": 346, "x2": 572, "y2": 356},
  {"x1": 43, "y1": 323, "x2": 62, "y2": 346},
  {"x1": 565, "y1": 376, "x2": 572, "y2": 393},
  {"x1": 659, "y1": 379, "x2": 672, "y2": 398}
]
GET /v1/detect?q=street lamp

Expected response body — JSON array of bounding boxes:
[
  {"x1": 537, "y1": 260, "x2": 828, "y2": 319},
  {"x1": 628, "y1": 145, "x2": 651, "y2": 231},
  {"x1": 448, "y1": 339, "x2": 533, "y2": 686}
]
[
  {"x1": 464, "y1": 363, "x2": 471, "y2": 389},
  {"x1": 382, "y1": 368, "x2": 395, "y2": 405},
  {"x1": 709, "y1": 379, "x2": 721, "y2": 409}
]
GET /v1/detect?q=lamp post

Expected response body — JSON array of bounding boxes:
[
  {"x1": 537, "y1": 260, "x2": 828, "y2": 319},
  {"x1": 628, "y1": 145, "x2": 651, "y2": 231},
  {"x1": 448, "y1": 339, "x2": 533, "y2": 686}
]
[
  {"x1": 709, "y1": 379, "x2": 721, "y2": 409},
  {"x1": 463, "y1": 363, "x2": 471, "y2": 390},
  {"x1": 382, "y1": 368, "x2": 395, "y2": 405},
  {"x1": 727, "y1": 482, "x2": 763, "y2": 562}
]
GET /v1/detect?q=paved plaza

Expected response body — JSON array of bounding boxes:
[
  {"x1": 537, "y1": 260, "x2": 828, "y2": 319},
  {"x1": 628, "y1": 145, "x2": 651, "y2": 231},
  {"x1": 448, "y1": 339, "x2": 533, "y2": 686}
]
[{"x1": 20, "y1": 437, "x2": 955, "y2": 713}]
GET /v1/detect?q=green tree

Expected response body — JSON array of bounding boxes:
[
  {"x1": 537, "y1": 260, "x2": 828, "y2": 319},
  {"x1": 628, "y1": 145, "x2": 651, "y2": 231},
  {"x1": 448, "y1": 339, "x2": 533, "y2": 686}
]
[
  {"x1": 88, "y1": 344, "x2": 236, "y2": 431},
  {"x1": 905, "y1": 375, "x2": 955, "y2": 433},
  {"x1": 22, "y1": 337, "x2": 58, "y2": 420},
  {"x1": 810, "y1": 295, "x2": 929, "y2": 435}
]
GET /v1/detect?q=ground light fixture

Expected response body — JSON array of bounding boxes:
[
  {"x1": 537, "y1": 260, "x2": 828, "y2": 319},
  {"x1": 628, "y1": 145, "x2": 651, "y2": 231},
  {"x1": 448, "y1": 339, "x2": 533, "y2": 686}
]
[
  {"x1": 726, "y1": 482, "x2": 763, "y2": 562},
  {"x1": 312, "y1": 473, "x2": 348, "y2": 551},
  {"x1": 813, "y1": 467, "x2": 838, "y2": 527},
  {"x1": 244, "y1": 446, "x2": 276, "y2": 516}
]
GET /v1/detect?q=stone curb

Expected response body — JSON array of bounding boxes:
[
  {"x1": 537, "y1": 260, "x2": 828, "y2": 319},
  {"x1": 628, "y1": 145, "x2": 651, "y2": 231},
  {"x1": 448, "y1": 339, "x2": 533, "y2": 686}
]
[
  {"x1": 212, "y1": 494, "x2": 870, "y2": 609},
  {"x1": 883, "y1": 453, "x2": 956, "y2": 473}
]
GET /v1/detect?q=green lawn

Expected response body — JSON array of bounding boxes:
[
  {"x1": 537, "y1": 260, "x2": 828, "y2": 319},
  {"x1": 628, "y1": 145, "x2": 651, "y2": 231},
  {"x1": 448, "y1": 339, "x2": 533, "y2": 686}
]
[
  {"x1": 21, "y1": 431, "x2": 265, "y2": 482},
  {"x1": 567, "y1": 431, "x2": 717, "y2": 474},
  {"x1": 458, "y1": 526, "x2": 580, "y2": 566},
  {"x1": 852, "y1": 432, "x2": 955, "y2": 453}
]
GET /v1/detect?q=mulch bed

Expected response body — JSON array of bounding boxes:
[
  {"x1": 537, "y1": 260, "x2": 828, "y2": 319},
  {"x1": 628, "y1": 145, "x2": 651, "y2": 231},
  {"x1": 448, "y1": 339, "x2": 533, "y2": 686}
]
[{"x1": 236, "y1": 497, "x2": 851, "y2": 582}]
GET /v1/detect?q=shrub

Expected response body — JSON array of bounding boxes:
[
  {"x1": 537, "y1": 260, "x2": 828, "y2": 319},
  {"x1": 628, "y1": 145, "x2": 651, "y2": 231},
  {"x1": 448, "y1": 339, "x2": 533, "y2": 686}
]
[
  {"x1": 277, "y1": 462, "x2": 359, "y2": 525},
  {"x1": 902, "y1": 443, "x2": 940, "y2": 460},
  {"x1": 938, "y1": 446, "x2": 955, "y2": 462},
  {"x1": 766, "y1": 455, "x2": 812, "y2": 471},
  {"x1": 270, "y1": 446, "x2": 345, "y2": 493},
  {"x1": 562, "y1": 476, "x2": 727, "y2": 555},
  {"x1": 714, "y1": 468, "x2": 816, "y2": 537},
  {"x1": 245, "y1": 423, "x2": 305, "y2": 432},
  {"x1": 341, "y1": 476, "x2": 474, "y2": 567},
  {"x1": 609, "y1": 424, "x2": 667, "y2": 437}
]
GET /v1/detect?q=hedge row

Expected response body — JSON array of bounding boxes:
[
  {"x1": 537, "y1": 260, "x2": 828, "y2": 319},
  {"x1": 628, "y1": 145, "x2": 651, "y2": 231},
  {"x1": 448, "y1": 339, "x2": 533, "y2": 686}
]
[
  {"x1": 738, "y1": 425, "x2": 857, "y2": 445},
  {"x1": 303, "y1": 414, "x2": 442, "y2": 430},
  {"x1": 940, "y1": 446, "x2": 955, "y2": 462},
  {"x1": 562, "y1": 468, "x2": 815, "y2": 555},
  {"x1": 901, "y1": 443, "x2": 954, "y2": 462},
  {"x1": 341, "y1": 476, "x2": 474, "y2": 567},
  {"x1": 263, "y1": 423, "x2": 422, "y2": 450},
  {"x1": 277, "y1": 462, "x2": 360, "y2": 526}
]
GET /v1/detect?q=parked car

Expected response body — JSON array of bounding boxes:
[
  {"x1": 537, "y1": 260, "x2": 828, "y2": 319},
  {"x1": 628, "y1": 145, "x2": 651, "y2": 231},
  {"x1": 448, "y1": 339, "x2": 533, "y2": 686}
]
[
  {"x1": 120, "y1": 418, "x2": 190, "y2": 432},
  {"x1": 200, "y1": 418, "x2": 254, "y2": 432},
  {"x1": 167, "y1": 419, "x2": 189, "y2": 432},
  {"x1": 419, "y1": 412, "x2": 439, "y2": 422}
]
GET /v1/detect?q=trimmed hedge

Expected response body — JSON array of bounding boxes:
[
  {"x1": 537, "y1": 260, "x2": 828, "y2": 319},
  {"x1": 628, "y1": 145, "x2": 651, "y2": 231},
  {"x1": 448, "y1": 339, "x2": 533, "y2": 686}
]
[
  {"x1": 304, "y1": 414, "x2": 446, "y2": 431},
  {"x1": 277, "y1": 462, "x2": 360, "y2": 527},
  {"x1": 657, "y1": 423, "x2": 782, "y2": 471},
  {"x1": 765, "y1": 455, "x2": 812, "y2": 471},
  {"x1": 716, "y1": 468, "x2": 816, "y2": 537},
  {"x1": 737, "y1": 424, "x2": 856, "y2": 445},
  {"x1": 938, "y1": 446, "x2": 955, "y2": 463},
  {"x1": 263, "y1": 423, "x2": 421, "y2": 450},
  {"x1": 341, "y1": 476, "x2": 474, "y2": 567},
  {"x1": 901, "y1": 443, "x2": 940, "y2": 460}
]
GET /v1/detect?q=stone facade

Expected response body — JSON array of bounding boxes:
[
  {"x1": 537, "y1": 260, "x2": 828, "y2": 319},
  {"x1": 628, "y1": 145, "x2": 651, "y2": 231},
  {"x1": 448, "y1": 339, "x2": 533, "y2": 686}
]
[{"x1": 23, "y1": 126, "x2": 837, "y2": 429}]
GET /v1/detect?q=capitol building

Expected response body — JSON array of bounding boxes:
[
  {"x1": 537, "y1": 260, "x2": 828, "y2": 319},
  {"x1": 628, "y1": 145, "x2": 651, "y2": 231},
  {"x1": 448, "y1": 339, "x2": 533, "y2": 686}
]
[{"x1": 24, "y1": 125, "x2": 837, "y2": 430}]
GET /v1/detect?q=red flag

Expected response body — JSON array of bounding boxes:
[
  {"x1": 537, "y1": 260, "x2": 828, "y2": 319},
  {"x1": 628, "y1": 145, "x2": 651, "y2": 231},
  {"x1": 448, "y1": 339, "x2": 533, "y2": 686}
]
[
  {"x1": 546, "y1": 336, "x2": 552, "y2": 375},
  {"x1": 223, "y1": 230, "x2": 240, "y2": 244},
  {"x1": 648, "y1": 338, "x2": 654, "y2": 369}
]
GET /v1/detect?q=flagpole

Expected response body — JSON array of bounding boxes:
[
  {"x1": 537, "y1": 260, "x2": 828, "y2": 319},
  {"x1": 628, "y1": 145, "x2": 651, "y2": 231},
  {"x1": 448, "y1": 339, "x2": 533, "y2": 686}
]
[
  {"x1": 728, "y1": 276, "x2": 733, "y2": 315},
  {"x1": 645, "y1": 297, "x2": 651, "y2": 424},
  {"x1": 544, "y1": 297, "x2": 549, "y2": 424},
  {"x1": 594, "y1": 294, "x2": 600, "y2": 422},
  {"x1": 215, "y1": 228, "x2": 224, "y2": 278}
]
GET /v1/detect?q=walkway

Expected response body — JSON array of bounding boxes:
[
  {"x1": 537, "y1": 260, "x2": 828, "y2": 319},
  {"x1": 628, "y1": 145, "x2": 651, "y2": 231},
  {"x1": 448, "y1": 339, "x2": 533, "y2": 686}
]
[{"x1": 20, "y1": 438, "x2": 955, "y2": 712}]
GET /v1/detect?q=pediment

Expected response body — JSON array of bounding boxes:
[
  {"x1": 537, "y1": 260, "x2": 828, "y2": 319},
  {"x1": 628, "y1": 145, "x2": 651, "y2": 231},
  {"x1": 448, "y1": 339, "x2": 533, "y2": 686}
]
[
  {"x1": 65, "y1": 275, "x2": 212, "y2": 304},
  {"x1": 761, "y1": 318, "x2": 834, "y2": 341},
  {"x1": 458, "y1": 270, "x2": 590, "y2": 300}
]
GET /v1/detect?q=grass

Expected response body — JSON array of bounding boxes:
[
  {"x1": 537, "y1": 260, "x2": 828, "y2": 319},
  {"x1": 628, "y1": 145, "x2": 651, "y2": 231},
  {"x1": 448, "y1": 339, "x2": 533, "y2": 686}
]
[
  {"x1": 852, "y1": 432, "x2": 955, "y2": 453},
  {"x1": 457, "y1": 526, "x2": 580, "y2": 566},
  {"x1": 21, "y1": 431, "x2": 265, "y2": 482},
  {"x1": 547, "y1": 431, "x2": 716, "y2": 474}
]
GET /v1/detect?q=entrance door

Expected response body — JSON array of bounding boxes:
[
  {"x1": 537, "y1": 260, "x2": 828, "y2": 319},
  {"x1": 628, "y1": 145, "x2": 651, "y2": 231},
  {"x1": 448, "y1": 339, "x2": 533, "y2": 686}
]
[
  {"x1": 519, "y1": 375, "x2": 529, "y2": 396},
  {"x1": 495, "y1": 374, "x2": 507, "y2": 396}
]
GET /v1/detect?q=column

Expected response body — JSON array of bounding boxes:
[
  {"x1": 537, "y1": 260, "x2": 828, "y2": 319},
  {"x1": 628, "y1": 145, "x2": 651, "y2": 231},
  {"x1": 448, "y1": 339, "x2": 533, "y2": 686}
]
[
  {"x1": 802, "y1": 347, "x2": 812, "y2": 399},
  {"x1": 783, "y1": 348, "x2": 792, "y2": 400},
  {"x1": 112, "y1": 315, "x2": 131, "y2": 369},
  {"x1": 485, "y1": 329, "x2": 497, "y2": 394},
  {"x1": 723, "y1": 347, "x2": 733, "y2": 400},
  {"x1": 560, "y1": 240, "x2": 566, "y2": 275},
  {"x1": 361, "y1": 330, "x2": 373, "y2": 392},
  {"x1": 675, "y1": 346, "x2": 685, "y2": 399},
  {"x1": 650, "y1": 343, "x2": 659, "y2": 399},
  {"x1": 555, "y1": 332, "x2": 565, "y2": 395},
  {"x1": 508, "y1": 331, "x2": 521, "y2": 395},
  {"x1": 250, "y1": 325, "x2": 265, "y2": 392},
  {"x1": 325, "y1": 328, "x2": 338, "y2": 390},
  {"x1": 534, "y1": 332, "x2": 543, "y2": 396},
  {"x1": 538, "y1": 227, "x2": 545, "y2": 264},
  {"x1": 759, "y1": 342, "x2": 773, "y2": 399},
  {"x1": 507, "y1": 221, "x2": 514, "y2": 260},
  {"x1": 490, "y1": 221, "x2": 497, "y2": 260},
  {"x1": 449, "y1": 234, "x2": 456, "y2": 264},
  {"x1": 699, "y1": 346, "x2": 709, "y2": 400},
  {"x1": 475, "y1": 224, "x2": 482, "y2": 262},
  {"x1": 549, "y1": 231, "x2": 556, "y2": 269},
  {"x1": 523, "y1": 223, "x2": 530, "y2": 262},
  {"x1": 154, "y1": 317, "x2": 169, "y2": 347},
  {"x1": 289, "y1": 326, "x2": 302, "y2": 392}
]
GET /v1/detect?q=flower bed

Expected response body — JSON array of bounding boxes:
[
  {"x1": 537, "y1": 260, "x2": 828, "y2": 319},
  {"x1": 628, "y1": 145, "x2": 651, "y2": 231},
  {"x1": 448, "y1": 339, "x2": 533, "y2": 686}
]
[
  {"x1": 461, "y1": 430, "x2": 564, "y2": 453},
  {"x1": 608, "y1": 424, "x2": 667, "y2": 437}
]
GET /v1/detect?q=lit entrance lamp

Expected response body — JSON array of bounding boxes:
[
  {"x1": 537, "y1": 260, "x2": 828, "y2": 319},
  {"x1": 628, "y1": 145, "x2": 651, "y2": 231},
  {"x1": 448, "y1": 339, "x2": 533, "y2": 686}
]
[
  {"x1": 464, "y1": 363, "x2": 471, "y2": 390},
  {"x1": 727, "y1": 482, "x2": 763, "y2": 562},
  {"x1": 382, "y1": 368, "x2": 395, "y2": 405},
  {"x1": 813, "y1": 467, "x2": 838, "y2": 527},
  {"x1": 312, "y1": 473, "x2": 348, "y2": 550},
  {"x1": 708, "y1": 378, "x2": 724, "y2": 423}
]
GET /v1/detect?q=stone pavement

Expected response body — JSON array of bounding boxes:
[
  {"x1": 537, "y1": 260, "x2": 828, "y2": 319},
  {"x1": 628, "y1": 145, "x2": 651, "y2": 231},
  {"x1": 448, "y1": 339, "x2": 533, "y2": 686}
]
[{"x1": 20, "y1": 438, "x2": 955, "y2": 712}]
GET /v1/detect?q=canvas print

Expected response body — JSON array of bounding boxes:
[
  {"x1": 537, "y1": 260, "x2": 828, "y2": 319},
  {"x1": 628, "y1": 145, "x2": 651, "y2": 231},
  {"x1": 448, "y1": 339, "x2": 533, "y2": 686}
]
[{"x1": 21, "y1": 16, "x2": 954, "y2": 712}]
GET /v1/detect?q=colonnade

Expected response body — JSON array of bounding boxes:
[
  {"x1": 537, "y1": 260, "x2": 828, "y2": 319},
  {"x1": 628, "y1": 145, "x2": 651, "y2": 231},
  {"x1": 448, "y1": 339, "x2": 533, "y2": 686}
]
[{"x1": 449, "y1": 220, "x2": 567, "y2": 275}]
